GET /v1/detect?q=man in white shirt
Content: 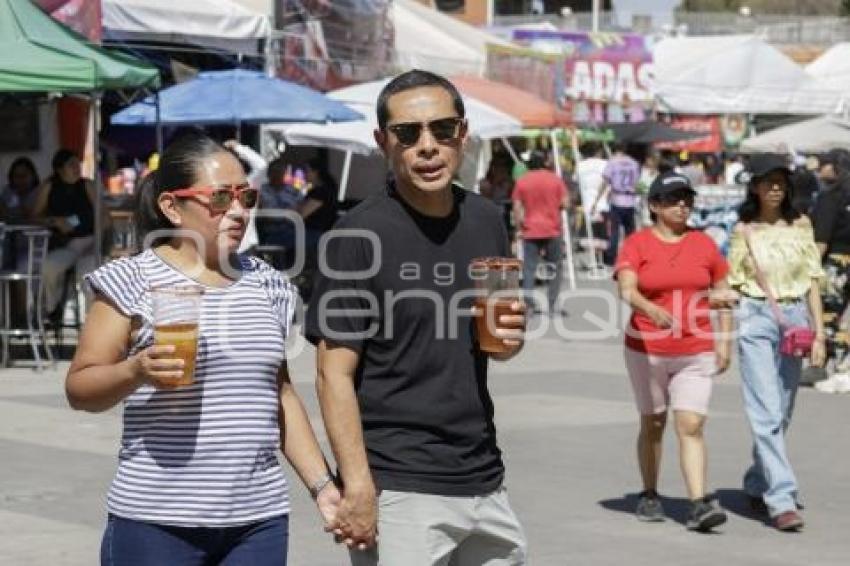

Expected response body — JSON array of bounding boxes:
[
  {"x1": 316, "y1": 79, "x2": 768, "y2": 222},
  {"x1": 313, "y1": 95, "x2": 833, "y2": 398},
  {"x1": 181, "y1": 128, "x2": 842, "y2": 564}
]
[
  {"x1": 572, "y1": 139, "x2": 608, "y2": 223},
  {"x1": 571, "y1": 131, "x2": 609, "y2": 272}
]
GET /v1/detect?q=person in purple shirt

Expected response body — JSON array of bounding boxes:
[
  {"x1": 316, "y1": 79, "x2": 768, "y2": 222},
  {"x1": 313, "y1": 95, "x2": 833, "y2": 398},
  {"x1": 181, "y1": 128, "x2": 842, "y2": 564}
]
[{"x1": 590, "y1": 142, "x2": 640, "y2": 265}]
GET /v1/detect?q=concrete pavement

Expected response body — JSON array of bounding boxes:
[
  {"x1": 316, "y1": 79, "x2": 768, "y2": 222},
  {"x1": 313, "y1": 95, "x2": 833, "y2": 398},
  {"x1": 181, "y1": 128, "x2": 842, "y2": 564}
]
[{"x1": 1, "y1": 283, "x2": 849, "y2": 565}]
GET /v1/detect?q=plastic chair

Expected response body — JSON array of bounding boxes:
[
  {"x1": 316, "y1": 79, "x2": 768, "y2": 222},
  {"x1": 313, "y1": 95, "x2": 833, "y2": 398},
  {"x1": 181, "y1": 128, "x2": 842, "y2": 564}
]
[{"x1": 0, "y1": 229, "x2": 53, "y2": 370}]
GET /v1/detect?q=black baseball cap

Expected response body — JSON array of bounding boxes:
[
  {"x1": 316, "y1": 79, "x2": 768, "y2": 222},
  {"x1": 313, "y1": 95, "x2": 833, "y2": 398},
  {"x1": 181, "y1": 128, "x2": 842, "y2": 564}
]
[
  {"x1": 744, "y1": 153, "x2": 792, "y2": 182},
  {"x1": 648, "y1": 171, "x2": 695, "y2": 200}
]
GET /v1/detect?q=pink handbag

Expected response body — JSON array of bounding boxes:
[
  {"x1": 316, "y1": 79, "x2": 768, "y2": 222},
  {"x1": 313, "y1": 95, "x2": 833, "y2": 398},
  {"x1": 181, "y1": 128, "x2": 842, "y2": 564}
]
[
  {"x1": 779, "y1": 327, "x2": 816, "y2": 358},
  {"x1": 743, "y1": 226, "x2": 814, "y2": 358}
]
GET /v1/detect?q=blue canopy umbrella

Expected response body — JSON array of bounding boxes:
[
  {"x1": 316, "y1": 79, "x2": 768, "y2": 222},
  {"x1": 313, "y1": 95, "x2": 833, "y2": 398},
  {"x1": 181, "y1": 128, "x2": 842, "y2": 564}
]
[{"x1": 111, "y1": 69, "x2": 363, "y2": 126}]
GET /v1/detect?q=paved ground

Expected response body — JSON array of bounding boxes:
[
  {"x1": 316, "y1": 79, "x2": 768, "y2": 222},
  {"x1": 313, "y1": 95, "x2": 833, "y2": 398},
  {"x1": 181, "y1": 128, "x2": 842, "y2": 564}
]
[{"x1": 1, "y1": 280, "x2": 849, "y2": 565}]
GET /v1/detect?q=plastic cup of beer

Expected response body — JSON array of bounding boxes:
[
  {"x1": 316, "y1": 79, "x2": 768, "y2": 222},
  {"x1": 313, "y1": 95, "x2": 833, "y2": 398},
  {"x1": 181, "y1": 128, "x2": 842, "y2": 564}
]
[
  {"x1": 471, "y1": 257, "x2": 523, "y2": 354},
  {"x1": 151, "y1": 285, "x2": 204, "y2": 387}
]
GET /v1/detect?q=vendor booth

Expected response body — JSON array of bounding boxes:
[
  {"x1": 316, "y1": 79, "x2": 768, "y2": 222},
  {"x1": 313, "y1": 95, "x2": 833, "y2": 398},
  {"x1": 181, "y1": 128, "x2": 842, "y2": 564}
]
[{"x1": 1, "y1": 0, "x2": 160, "y2": 367}]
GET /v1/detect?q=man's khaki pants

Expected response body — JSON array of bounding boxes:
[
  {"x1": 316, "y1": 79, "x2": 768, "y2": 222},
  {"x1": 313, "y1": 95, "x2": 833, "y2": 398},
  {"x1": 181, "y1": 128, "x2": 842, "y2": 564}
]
[{"x1": 350, "y1": 487, "x2": 527, "y2": 566}]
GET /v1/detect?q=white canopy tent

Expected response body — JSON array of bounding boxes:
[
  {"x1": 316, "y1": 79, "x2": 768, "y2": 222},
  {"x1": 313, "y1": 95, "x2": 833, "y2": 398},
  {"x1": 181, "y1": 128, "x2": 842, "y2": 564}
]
[
  {"x1": 653, "y1": 35, "x2": 843, "y2": 115},
  {"x1": 740, "y1": 116, "x2": 850, "y2": 153},
  {"x1": 806, "y1": 42, "x2": 850, "y2": 90},
  {"x1": 392, "y1": 0, "x2": 514, "y2": 77},
  {"x1": 101, "y1": 0, "x2": 271, "y2": 55}
]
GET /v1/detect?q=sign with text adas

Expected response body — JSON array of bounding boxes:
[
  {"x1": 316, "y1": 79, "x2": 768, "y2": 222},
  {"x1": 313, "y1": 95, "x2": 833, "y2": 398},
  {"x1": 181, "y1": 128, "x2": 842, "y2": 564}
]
[{"x1": 511, "y1": 30, "x2": 653, "y2": 104}]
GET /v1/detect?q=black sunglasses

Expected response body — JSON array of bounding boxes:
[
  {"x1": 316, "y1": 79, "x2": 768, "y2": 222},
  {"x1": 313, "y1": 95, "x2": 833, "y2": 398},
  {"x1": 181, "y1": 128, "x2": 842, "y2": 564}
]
[
  {"x1": 386, "y1": 117, "x2": 464, "y2": 147},
  {"x1": 656, "y1": 190, "x2": 695, "y2": 207}
]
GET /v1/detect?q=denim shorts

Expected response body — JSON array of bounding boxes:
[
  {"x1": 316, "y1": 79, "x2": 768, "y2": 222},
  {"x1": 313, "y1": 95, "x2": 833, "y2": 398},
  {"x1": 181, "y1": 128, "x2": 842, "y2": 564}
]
[{"x1": 100, "y1": 514, "x2": 288, "y2": 566}]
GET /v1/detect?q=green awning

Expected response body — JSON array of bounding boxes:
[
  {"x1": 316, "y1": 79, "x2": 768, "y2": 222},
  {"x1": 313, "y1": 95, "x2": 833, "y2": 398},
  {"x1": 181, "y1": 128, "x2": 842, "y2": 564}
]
[{"x1": 0, "y1": 0, "x2": 160, "y2": 93}]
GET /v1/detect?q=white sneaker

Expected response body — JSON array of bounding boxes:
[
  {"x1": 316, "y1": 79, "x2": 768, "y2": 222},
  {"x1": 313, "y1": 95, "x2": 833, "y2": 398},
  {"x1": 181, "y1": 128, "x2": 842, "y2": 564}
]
[
  {"x1": 815, "y1": 374, "x2": 845, "y2": 393},
  {"x1": 834, "y1": 373, "x2": 850, "y2": 393},
  {"x1": 815, "y1": 373, "x2": 850, "y2": 393}
]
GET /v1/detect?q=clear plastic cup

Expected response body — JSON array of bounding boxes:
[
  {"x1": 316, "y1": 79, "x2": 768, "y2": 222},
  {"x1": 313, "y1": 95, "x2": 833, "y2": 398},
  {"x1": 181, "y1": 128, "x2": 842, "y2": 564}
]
[
  {"x1": 470, "y1": 257, "x2": 523, "y2": 354},
  {"x1": 151, "y1": 285, "x2": 204, "y2": 386}
]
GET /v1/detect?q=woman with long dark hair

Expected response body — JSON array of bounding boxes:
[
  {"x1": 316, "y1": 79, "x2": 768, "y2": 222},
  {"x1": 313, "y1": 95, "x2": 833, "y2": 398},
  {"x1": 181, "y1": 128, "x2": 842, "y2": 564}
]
[
  {"x1": 65, "y1": 132, "x2": 340, "y2": 564},
  {"x1": 728, "y1": 153, "x2": 826, "y2": 532}
]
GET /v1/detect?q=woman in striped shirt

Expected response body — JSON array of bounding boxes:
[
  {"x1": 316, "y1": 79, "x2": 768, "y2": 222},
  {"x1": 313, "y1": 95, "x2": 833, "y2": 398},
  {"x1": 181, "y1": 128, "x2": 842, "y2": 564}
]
[{"x1": 65, "y1": 133, "x2": 338, "y2": 565}]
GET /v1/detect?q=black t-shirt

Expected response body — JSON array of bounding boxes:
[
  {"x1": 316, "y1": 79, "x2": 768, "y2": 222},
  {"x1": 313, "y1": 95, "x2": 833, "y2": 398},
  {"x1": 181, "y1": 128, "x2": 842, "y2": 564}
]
[
  {"x1": 813, "y1": 183, "x2": 850, "y2": 254},
  {"x1": 303, "y1": 181, "x2": 338, "y2": 232},
  {"x1": 791, "y1": 169, "x2": 819, "y2": 214},
  {"x1": 304, "y1": 183, "x2": 510, "y2": 496},
  {"x1": 47, "y1": 178, "x2": 94, "y2": 238}
]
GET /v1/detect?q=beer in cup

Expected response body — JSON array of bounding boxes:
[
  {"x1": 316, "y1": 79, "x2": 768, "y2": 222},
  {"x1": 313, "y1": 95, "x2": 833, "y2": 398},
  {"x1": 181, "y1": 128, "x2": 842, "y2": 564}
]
[
  {"x1": 471, "y1": 257, "x2": 523, "y2": 354},
  {"x1": 151, "y1": 285, "x2": 204, "y2": 386}
]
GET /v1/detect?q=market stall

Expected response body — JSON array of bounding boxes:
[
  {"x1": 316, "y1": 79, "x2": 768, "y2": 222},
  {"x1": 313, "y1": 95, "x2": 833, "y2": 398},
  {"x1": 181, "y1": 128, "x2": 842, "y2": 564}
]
[{"x1": 1, "y1": 0, "x2": 160, "y2": 264}]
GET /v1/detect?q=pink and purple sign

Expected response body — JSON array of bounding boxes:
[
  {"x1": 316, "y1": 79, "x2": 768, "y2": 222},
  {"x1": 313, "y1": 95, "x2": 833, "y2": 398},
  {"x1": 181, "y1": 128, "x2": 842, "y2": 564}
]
[{"x1": 512, "y1": 30, "x2": 654, "y2": 104}]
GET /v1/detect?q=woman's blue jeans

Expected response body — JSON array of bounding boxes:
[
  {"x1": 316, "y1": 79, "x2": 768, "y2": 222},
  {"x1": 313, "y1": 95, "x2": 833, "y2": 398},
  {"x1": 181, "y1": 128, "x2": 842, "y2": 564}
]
[
  {"x1": 100, "y1": 514, "x2": 288, "y2": 566},
  {"x1": 736, "y1": 297, "x2": 808, "y2": 517}
]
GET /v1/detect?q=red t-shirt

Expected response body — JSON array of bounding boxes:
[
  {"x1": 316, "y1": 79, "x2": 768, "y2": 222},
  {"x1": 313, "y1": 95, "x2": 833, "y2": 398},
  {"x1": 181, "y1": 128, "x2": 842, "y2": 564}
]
[
  {"x1": 512, "y1": 169, "x2": 567, "y2": 239},
  {"x1": 614, "y1": 228, "x2": 729, "y2": 356}
]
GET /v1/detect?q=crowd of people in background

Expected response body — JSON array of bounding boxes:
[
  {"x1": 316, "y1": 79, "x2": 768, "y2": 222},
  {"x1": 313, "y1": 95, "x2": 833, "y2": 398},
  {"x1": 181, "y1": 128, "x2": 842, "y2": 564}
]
[
  {"x1": 481, "y1": 139, "x2": 838, "y2": 531},
  {"x1": 478, "y1": 134, "x2": 850, "y2": 396}
]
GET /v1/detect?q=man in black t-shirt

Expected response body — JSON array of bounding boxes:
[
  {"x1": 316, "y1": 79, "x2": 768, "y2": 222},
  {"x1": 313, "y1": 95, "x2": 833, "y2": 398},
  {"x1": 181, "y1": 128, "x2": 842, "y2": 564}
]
[{"x1": 305, "y1": 70, "x2": 528, "y2": 565}]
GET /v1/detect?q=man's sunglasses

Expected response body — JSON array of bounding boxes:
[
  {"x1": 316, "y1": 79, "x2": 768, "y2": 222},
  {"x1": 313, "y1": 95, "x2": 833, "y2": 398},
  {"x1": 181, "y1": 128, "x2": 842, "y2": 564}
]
[
  {"x1": 386, "y1": 117, "x2": 465, "y2": 147},
  {"x1": 656, "y1": 191, "x2": 696, "y2": 207},
  {"x1": 169, "y1": 184, "x2": 259, "y2": 212}
]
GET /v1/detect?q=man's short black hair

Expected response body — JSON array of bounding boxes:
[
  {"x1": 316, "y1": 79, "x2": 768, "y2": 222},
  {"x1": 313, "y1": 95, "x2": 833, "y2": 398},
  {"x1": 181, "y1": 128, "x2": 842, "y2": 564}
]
[
  {"x1": 526, "y1": 150, "x2": 547, "y2": 170},
  {"x1": 376, "y1": 69, "x2": 465, "y2": 131}
]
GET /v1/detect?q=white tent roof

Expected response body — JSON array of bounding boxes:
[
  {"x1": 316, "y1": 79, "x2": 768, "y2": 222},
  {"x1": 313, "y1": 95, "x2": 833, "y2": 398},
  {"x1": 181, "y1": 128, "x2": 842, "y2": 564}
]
[
  {"x1": 653, "y1": 35, "x2": 842, "y2": 115},
  {"x1": 270, "y1": 78, "x2": 523, "y2": 156},
  {"x1": 740, "y1": 116, "x2": 850, "y2": 153},
  {"x1": 806, "y1": 42, "x2": 850, "y2": 91},
  {"x1": 102, "y1": 0, "x2": 271, "y2": 54},
  {"x1": 392, "y1": 0, "x2": 514, "y2": 77}
]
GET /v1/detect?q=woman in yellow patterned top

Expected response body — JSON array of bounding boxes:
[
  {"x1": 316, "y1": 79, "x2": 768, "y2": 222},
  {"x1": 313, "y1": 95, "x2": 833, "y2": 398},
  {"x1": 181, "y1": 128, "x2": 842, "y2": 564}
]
[{"x1": 727, "y1": 154, "x2": 825, "y2": 532}]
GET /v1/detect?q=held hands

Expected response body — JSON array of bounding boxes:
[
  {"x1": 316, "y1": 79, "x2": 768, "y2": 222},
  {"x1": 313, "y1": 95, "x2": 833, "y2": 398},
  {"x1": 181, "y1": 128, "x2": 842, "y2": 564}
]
[
  {"x1": 315, "y1": 482, "x2": 342, "y2": 531},
  {"x1": 130, "y1": 345, "x2": 185, "y2": 389},
  {"x1": 324, "y1": 482, "x2": 378, "y2": 551}
]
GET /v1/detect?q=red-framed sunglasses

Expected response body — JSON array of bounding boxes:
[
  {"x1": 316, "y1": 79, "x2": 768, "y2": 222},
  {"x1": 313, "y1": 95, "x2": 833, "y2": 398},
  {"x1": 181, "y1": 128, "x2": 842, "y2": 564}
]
[{"x1": 168, "y1": 184, "x2": 259, "y2": 212}]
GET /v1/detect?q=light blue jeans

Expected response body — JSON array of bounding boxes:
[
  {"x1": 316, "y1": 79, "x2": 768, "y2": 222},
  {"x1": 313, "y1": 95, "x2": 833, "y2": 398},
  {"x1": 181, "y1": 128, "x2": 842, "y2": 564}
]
[{"x1": 736, "y1": 297, "x2": 809, "y2": 517}]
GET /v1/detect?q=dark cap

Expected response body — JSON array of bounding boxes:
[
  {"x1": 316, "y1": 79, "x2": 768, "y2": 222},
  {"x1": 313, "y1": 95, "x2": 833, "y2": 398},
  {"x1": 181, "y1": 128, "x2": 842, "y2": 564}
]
[
  {"x1": 648, "y1": 171, "x2": 695, "y2": 199},
  {"x1": 741, "y1": 153, "x2": 792, "y2": 184}
]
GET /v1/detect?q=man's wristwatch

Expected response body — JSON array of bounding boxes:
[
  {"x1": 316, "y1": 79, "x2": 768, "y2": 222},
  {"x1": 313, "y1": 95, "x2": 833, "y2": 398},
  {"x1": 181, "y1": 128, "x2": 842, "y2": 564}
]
[{"x1": 309, "y1": 473, "x2": 335, "y2": 499}]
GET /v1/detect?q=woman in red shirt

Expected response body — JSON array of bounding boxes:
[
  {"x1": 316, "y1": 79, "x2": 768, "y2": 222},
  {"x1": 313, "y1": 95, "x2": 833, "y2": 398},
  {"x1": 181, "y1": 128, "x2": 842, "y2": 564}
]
[{"x1": 615, "y1": 171, "x2": 734, "y2": 532}]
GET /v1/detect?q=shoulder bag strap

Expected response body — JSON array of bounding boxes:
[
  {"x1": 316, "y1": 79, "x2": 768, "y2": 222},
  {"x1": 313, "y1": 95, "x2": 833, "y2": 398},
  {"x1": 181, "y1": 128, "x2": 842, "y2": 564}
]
[{"x1": 741, "y1": 224, "x2": 788, "y2": 328}]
